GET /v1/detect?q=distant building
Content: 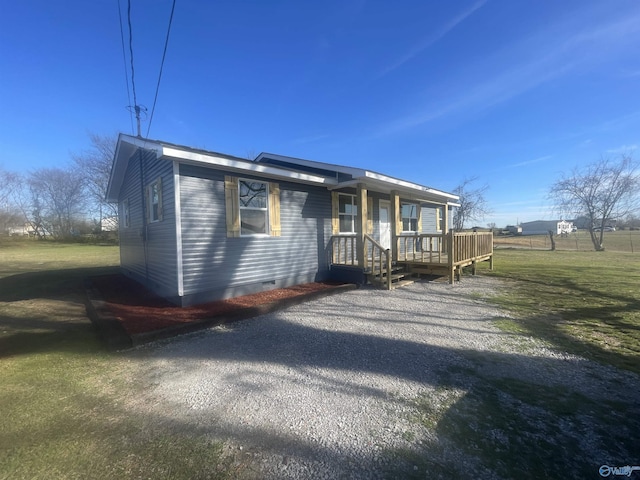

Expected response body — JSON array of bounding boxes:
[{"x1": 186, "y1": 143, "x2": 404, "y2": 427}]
[
  {"x1": 505, "y1": 225, "x2": 522, "y2": 235},
  {"x1": 521, "y1": 220, "x2": 574, "y2": 236},
  {"x1": 101, "y1": 216, "x2": 118, "y2": 232}
]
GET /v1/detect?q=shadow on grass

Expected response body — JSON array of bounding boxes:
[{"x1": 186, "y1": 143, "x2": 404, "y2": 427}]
[
  {"x1": 487, "y1": 273, "x2": 640, "y2": 374},
  {"x1": 0, "y1": 266, "x2": 119, "y2": 357}
]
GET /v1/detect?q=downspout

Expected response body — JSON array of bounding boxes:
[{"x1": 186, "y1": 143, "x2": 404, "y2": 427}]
[{"x1": 138, "y1": 149, "x2": 149, "y2": 280}]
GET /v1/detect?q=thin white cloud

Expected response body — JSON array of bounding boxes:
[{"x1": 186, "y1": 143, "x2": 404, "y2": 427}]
[
  {"x1": 376, "y1": 4, "x2": 640, "y2": 136},
  {"x1": 378, "y1": 0, "x2": 487, "y2": 78},
  {"x1": 507, "y1": 155, "x2": 553, "y2": 169},
  {"x1": 606, "y1": 144, "x2": 638, "y2": 154}
]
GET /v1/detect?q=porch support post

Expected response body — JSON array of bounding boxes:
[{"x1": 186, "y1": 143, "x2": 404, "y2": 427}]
[
  {"x1": 390, "y1": 190, "x2": 400, "y2": 261},
  {"x1": 443, "y1": 203, "x2": 449, "y2": 234},
  {"x1": 356, "y1": 183, "x2": 368, "y2": 268}
]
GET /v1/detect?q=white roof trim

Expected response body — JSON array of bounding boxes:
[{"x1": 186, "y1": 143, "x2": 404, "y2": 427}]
[
  {"x1": 256, "y1": 152, "x2": 458, "y2": 202},
  {"x1": 162, "y1": 146, "x2": 337, "y2": 186},
  {"x1": 255, "y1": 152, "x2": 365, "y2": 178}
]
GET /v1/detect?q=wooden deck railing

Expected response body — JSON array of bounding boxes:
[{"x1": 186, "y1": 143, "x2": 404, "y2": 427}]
[
  {"x1": 450, "y1": 231, "x2": 493, "y2": 265},
  {"x1": 364, "y1": 234, "x2": 392, "y2": 290},
  {"x1": 330, "y1": 234, "x2": 358, "y2": 265},
  {"x1": 330, "y1": 231, "x2": 493, "y2": 286},
  {"x1": 396, "y1": 233, "x2": 447, "y2": 262}
]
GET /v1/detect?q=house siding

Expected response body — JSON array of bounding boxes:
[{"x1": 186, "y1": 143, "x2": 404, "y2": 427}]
[
  {"x1": 178, "y1": 164, "x2": 331, "y2": 305},
  {"x1": 118, "y1": 150, "x2": 178, "y2": 299}
]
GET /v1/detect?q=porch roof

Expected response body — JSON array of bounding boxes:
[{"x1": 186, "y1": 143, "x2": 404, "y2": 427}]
[{"x1": 255, "y1": 152, "x2": 460, "y2": 205}]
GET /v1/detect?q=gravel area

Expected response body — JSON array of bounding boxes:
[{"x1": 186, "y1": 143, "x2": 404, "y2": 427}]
[{"x1": 129, "y1": 276, "x2": 640, "y2": 479}]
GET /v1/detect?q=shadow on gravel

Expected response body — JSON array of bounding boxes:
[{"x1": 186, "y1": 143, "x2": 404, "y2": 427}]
[{"x1": 131, "y1": 289, "x2": 640, "y2": 480}]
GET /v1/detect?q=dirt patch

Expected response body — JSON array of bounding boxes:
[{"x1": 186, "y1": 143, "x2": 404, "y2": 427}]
[{"x1": 88, "y1": 274, "x2": 351, "y2": 339}]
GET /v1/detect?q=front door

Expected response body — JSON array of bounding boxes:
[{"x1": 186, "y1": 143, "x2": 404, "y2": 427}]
[{"x1": 379, "y1": 201, "x2": 391, "y2": 250}]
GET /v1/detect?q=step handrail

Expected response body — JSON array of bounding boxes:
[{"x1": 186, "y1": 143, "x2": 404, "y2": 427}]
[{"x1": 364, "y1": 234, "x2": 392, "y2": 290}]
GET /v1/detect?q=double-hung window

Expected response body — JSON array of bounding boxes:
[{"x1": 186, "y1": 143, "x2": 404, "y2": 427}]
[
  {"x1": 338, "y1": 194, "x2": 357, "y2": 233},
  {"x1": 401, "y1": 203, "x2": 419, "y2": 232},
  {"x1": 239, "y1": 179, "x2": 268, "y2": 235}
]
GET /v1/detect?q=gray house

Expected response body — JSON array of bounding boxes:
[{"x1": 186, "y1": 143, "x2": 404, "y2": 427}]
[{"x1": 106, "y1": 134, "x2": 467, "y2": 306}]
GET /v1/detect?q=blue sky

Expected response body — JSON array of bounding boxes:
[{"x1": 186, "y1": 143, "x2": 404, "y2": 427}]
[{"x1": 1, "y1": 0, "x2": 639, "y2": 226}]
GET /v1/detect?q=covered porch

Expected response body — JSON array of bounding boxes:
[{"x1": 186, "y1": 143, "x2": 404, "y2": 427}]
[{"x1": 328, "y1": 184, "x2": 493, "y2": 289}]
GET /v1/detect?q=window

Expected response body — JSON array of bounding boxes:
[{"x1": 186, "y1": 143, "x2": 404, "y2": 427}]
[
  {"x1": 146, "y1": 179, "x2": 162, "y2": 223},
  {"x1": 225, "y1": 176, "x2": 280, "y2": 238},
  {"x1": 239, "y1": 179, "x2": 268, "y2": 235},
  {"x1": 436, "y1": 206, "x2": 444, "y2": 232},
  {"x1": 402, "y1": 203, "x2": 419, "y2": 232},
  {"x1": 338, "y1": 194, "x2": 357, "y2": 233},
  {"x1": 122, "y1": 199, "x2": 130, "y2": 228}
]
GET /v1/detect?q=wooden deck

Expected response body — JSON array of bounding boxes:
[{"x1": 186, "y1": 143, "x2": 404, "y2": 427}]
[{"x1": 330, "y1": 231, "x2": 493, "y2": 288}]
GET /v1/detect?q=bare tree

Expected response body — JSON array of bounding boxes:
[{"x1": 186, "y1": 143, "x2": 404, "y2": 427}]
[
  {"x1": 27, "y1": 167, "x2": 87, "y2": 239},
  {"x1": 549, "y1": 154, "x2": 639, "y2": 251},
  {"x1": 72, "y1": 133, "x2": 118, "y2": 222},
  {"x1": 452, "y1": 177, "x2": 491, "y2": 231},
  {"x1": 0, "y1": 167, "x2": 24, "y2": 233}
]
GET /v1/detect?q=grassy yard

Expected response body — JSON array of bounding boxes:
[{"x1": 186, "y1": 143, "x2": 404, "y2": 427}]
[
  {"x1": 0, "y1": 239, "x2": 234, "y2": 480},
  {"x1": 397, "y1": 249, "x2": 640, "y2": 479},
  {"x1": 481, "y1": 249, "x2": 640, "y2": 373}
]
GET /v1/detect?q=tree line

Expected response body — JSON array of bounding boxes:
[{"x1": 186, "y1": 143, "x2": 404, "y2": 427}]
[{"x1": 0, "y1": 134, "x2": 117, "y2": 240}]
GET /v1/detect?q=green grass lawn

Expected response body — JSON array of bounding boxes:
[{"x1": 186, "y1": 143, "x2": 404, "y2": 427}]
[
  {"x1": 396, "y1": 249, "x2": 640, "y2": 479},
  {"x1": 0, "y1": 239, "x2": 234, "y2": 480},
  {"x1": 480, "y1": 249, "x2": 640, "y2": 373}
]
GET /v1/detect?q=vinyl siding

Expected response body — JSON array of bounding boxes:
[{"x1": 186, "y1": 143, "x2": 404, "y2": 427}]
[
  {"x1": 178, "y1": 164, "x2": 332, "y2": 303},
  {"x1": 118, "y1": 150, "x2": 178, "y2": 299}
]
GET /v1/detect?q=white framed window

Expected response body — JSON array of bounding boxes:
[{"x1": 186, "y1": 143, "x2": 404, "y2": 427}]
[
  {"x1": 401, "y1": 203, "x2": 419, "y2": 232},
  {"x1": 147, "y1": 178, "x2": 163, "y2": 223},
  {"x1": 436, "y1": 206, "x2": 444, "y2": 232},
  {"x1": 122, "y1": 199, "x2": 130, "y2": 228},
  {"x1": 239, "y1": 179, "x2": 268, "y2": 235},
  {"x1": 338, "y1": 193, "x2": 358, "y2": 233}
]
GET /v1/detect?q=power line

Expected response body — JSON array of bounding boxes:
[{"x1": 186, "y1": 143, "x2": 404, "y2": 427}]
[
  {"x1": 146, "y1": 0, "x2": 177, "y2": 138},
  {"x1": 117, "y1": 0, "x2": 134, "y2": 135},
  {"x1": 127, "y1": 0, "x2": 142, "y2": 136}
]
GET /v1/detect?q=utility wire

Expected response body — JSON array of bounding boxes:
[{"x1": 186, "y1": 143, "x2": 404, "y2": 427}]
[
  {"x1": 146, "y1": 0, "x2": 177, "y2": 138},
  {"x1": 117, "y1": 0, "x2": 135, "y2": 135},
  {"x1": 127, "y1": 0, "x2": 142, "y2": 136}
]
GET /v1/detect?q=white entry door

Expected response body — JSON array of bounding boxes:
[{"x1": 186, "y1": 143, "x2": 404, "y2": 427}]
[{"x1": 379, "y1": 201, "x2": 391, "y2": 250}]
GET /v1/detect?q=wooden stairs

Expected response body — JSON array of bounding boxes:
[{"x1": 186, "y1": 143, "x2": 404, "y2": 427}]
[{"x1": 366, "y1": 262, "x2": 414, "y2": 290}]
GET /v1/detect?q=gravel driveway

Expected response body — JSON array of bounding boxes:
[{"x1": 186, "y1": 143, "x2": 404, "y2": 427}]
[{"x1": 131, "y1": 277, "x2": 639, "y2": 479}]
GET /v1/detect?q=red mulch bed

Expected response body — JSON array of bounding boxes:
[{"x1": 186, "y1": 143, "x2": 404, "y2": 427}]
[{"x1": 90, "y1": 274, "x2": 345, "y2": 336}]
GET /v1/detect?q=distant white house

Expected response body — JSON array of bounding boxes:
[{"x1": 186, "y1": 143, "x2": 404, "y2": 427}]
[
  {"x1": 101, "y1": 216, "x2": 118, "y2": 232},
  {"x1": 521, "y1": 220, "x2": 574, "y2": 235}
]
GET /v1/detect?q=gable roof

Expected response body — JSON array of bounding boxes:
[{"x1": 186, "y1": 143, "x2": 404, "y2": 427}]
[{"x1": 106, "y1": 134, "x2": 459, "y2": 205}]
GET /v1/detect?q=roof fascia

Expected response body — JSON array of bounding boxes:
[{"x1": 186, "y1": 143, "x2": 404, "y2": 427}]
[
  {"x1": 162, "y1": 146, "x2": 337, "y2": 186},
  {"x1": 328, "y1": 176, "x2": 459, "y2": 205},
  {"x1": 255, "y1": 152, "x2": 365, "y2": 178},
  {"x1": 106, "y1": 135, "x2": 163, "y2": 203},
  {"x1": 256, "y1": 152, "x2": 458, "y2": 202}
]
